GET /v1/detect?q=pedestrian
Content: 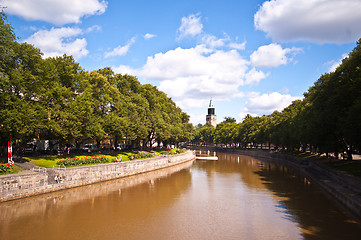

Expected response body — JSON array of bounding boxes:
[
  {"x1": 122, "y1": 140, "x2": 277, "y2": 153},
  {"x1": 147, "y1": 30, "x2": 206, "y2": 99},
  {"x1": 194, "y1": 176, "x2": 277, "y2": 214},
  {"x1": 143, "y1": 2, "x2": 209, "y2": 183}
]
[
  {"x1": 55, "y1": 175, "x2": 59, "y2": 183},
  {"x1": 59, "y1": 175, "x2": 64, "y2": 183}
]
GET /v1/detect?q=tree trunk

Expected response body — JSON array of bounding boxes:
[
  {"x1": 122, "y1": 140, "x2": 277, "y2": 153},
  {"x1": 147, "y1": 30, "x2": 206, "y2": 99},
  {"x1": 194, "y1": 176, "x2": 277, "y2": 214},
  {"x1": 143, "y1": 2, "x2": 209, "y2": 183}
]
[{"x1": 346, "y1": 146, "x2": 353, "y2": 161}]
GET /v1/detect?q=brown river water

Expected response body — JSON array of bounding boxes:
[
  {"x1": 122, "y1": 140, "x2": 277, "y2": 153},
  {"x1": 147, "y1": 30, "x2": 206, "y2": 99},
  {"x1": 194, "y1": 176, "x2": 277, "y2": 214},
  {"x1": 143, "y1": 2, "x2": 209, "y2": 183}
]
[{"x1": 1, "y1": 152, "x2": 360, "y2": 240}]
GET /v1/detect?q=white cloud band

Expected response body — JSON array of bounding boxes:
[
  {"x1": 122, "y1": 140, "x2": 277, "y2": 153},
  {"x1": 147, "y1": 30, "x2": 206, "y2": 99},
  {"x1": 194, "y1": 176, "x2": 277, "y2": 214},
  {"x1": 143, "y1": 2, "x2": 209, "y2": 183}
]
[
  {"x1": 3, "y1": 0, "x2": 107, "y2": 25},
  {"x1": 255, "y1": 0, "x2": 361, "y2": 44},
  {"x1": 25, "y1": 27, "x2": 89, "y2": 60}
]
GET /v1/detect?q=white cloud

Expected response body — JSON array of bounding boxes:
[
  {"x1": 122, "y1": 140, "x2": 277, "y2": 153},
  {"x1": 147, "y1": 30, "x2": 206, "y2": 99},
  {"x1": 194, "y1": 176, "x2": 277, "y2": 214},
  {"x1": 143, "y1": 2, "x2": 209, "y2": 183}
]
[
  {"x1": 104, "y1": 37, "x2": 136, "y2": 58},
  {"x1": 250, "y1": 43, "x2": 301, "y2": 68},
  {"x1": 25, "y1": 27, "x2": 89, "y2": 60},
  {"x1": 229, "y1": 41, "x2": 246, "y2": 50},
  {"x1": 177, "y1": 98, "x2": 211, "y2": 111},
  {"x1": 245, "y1": 68, "x2": 269, "y2": 85},
  {"x1": 113, "y1": 44, "x2": 250, "y2": 110},
  {"x1": 177, "y1": 13, "x2": 246, "y2": 53},
  {"x1": 328, "y1": 53, "x2": 349, "y2": 72},
  {"x1": 142, "y1": 46, "x2": 248, "y2": 96},
  {"x1": 3, "y1": 0, "x2": 107, "y2": 25},
  {"x1": 190, "y1": 113, "x2": 208, "y2": 126},
  {"x1": 244, "y1": 92, "x2": 302, "y2": 115},
  {"x1": 86, "y1": 25, "x2": 102, "y2": 33},
  {"x1": 201, "y1": 34, "x2": 226, "y2": 49},
  {"x1": 144, "y1": 33, "x2": 156, "y2": 40},
  {"x1": 178, "y1": 13, "x2": 203, "y2": 39},
  {"x1": 254, "y1": 0, "x2": 361, "y2": 44},
  {"x1": 113, "y1": 65, "x2": 138, "y2": 76}
]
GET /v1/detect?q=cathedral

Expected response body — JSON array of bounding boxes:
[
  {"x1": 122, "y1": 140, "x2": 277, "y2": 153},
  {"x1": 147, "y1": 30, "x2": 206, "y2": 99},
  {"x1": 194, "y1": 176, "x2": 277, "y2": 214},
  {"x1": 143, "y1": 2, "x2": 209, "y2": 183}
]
[{"x1": 206, "y1": 99, "x2": 217, "y2": 127}]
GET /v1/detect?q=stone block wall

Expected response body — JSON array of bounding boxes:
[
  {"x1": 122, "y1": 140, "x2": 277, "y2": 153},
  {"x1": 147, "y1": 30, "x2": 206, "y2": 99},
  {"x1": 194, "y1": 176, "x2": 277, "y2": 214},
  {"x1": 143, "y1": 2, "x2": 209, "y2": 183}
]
[{"x1": 0, "y1": 151, "x2": 195, "y2": 202}]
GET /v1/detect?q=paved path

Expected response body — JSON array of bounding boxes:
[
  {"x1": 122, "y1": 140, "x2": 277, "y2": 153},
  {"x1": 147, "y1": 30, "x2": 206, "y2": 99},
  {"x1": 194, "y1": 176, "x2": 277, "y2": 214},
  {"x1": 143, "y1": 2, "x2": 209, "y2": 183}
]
[{"x1": 14, "y1": 158, "x2": 37, "y2": 170}]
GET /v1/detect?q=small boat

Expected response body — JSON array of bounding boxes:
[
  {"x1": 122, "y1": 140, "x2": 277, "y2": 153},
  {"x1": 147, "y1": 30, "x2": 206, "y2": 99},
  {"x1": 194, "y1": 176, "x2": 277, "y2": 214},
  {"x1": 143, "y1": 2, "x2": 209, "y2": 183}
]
[{"x1": 196, "y1": 156, "x2": 218, "y2": 160}]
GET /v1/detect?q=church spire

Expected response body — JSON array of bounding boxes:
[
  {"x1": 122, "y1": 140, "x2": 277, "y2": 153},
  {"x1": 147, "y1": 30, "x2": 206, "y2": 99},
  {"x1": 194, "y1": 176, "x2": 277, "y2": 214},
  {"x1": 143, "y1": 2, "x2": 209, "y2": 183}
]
[{"x1": 206, "y1": 98, "x2": 217, "y2": 127}]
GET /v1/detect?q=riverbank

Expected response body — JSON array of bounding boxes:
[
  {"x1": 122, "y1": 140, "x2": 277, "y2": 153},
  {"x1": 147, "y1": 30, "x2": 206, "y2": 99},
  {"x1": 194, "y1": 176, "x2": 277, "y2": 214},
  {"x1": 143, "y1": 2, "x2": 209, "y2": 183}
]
[
  {"x1": 190, "y1": 146, "x2": 361, "y2": 221},
  {"x1": 0, "y1": 150, "x2": 195, "y2": 202}
]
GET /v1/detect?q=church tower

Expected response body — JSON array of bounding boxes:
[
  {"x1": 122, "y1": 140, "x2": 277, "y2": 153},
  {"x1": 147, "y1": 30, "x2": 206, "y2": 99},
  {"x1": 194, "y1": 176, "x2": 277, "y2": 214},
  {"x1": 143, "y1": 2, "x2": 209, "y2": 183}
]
[{"x1": 206, "y1": 99, "x2": 217, "y2": 127}]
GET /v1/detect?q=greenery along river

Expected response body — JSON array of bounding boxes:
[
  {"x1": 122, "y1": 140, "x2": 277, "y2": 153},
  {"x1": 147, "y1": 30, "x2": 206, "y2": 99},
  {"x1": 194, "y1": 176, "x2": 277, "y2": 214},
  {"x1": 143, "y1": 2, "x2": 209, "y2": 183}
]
[{"x1": 0, "y1": 152, "x2": 360, "y2": 240}]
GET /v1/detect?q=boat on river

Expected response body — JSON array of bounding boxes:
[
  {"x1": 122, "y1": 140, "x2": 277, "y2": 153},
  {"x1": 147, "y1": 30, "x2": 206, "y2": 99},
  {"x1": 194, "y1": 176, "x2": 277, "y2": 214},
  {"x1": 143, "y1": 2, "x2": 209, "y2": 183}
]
[{"x1": 196, "y1": 156, "x2": 218, "y2": 160}]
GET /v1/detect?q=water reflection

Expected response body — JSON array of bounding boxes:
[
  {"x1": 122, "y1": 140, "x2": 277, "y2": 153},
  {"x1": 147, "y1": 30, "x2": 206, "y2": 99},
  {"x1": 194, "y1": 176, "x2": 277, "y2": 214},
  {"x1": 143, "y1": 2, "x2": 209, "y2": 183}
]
[
  {"x1": 0, "y1": 160, "x2": 194, "y2": 240},
  {"x1": 254, "y1": 161, "x2": 361, "y2": 240},
  {"x1": 1, "y1": 153, "x2": 360, "y2": 240}
]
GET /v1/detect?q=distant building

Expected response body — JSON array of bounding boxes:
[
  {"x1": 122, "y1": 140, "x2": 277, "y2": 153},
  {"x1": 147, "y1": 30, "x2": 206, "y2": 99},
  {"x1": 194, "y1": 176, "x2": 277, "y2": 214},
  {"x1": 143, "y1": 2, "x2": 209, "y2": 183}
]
[{"x1": 206, "y1": 99, "x2": 217, "y2": 127}]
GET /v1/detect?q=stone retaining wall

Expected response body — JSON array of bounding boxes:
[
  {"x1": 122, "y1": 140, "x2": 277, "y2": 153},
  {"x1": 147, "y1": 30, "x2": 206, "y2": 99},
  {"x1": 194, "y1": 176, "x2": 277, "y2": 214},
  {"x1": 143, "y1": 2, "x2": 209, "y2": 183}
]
[
  {"x1": 0, "y1": 151, "x2": 195, "y2": 202},
  {"x1": 0, "y1": 159, "x2": 195, "y2": 220}
]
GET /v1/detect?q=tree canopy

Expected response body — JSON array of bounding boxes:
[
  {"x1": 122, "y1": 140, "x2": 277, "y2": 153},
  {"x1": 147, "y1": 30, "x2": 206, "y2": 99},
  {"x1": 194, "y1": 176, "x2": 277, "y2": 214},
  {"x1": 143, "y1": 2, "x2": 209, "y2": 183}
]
[
  {"x1": 0, "y1": 12, "x2": 194, "y2": 153},
  {"x1": 193, "y1": 38, "x2": 361, "y2": 160}
]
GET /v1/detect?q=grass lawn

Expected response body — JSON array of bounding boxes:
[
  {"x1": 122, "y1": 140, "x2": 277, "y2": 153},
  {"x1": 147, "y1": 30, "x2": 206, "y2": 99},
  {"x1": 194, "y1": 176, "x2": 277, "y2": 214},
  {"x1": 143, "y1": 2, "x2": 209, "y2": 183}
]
[
  {"x1": 27, "y1": 156, "x2": 59, "y2": 168},
  {"x1": 324, "y1": 160, "x2": 361, "y2": 178},
  {"x1": 11, "y1": 164, "x2": 25, "y2": 173}
]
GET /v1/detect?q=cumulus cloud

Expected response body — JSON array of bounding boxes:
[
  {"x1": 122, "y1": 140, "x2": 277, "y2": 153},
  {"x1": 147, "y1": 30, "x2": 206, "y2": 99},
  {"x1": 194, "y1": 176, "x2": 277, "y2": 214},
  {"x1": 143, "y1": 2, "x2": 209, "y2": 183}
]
[
  {"x1": 113, "y1": 45, "x2": 252, "y2": 110},
  {"x1": 250, "y1": 43, "x2": 301, "y2": 68},
  {"x1": 254, "y1": 0, "x2": 361, "y2": 44},
  {"x1": 143, "y1": 46, "x2": 248, "y2": 89},
  {"x1": 244, "y1": 92, "x2": 302, "y2": 115},
  {"x1": 104, "y1": 37, "x2": 136, "y2": 58},
  {"x1": 178, "y1": 13, "x2": 203, "y2": 39},
  {"x1": 25, "y1": 27, "x2": 89, "y2": 60},
  {"x1": 201, "y1": 34, "x2": 226, "y2": 49},
  {"x1": 3, "y1": 0, "x2": 107, "y2": 25},
  {"x1": 112, "y1": 14, "x2": 271, "y2": 113},
  {"x1": 245, "y1": 68, "x2": 269, "y2": 85},
  {"x1": 113, "y1": 65, "x2": 138, "y2": 76},
  {"x1": 144, "y1": 33, "x2": 156, "y2": 40}
]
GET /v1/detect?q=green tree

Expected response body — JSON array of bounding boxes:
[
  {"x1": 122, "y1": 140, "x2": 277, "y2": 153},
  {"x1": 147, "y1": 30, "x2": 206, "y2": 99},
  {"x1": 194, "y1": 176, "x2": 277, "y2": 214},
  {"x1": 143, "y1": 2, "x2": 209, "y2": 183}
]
[
  {"x1": 214, "y1": 117, "x2": 237, "y2": 146},
  {"x1": 199, "y1": 123, "x2": 215, "y2": 145}
]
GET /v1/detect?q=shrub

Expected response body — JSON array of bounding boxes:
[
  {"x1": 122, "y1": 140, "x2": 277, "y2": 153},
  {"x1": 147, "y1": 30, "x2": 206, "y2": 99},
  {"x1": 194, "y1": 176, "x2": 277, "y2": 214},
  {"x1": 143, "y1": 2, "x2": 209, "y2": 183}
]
[{"x1": 0, "y1": 162, "x2": 12, "y2": 174}]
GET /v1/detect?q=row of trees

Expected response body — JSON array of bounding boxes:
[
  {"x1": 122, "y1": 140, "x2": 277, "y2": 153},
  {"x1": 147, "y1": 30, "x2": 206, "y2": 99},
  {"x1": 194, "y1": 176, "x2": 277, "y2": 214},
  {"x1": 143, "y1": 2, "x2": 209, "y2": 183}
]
[
  {"x1": 0, "y1": 12, "x2": 194, "y2": 154},
  {"x1": 194, "y1": 38, "x2": 361, "y2": 160}
]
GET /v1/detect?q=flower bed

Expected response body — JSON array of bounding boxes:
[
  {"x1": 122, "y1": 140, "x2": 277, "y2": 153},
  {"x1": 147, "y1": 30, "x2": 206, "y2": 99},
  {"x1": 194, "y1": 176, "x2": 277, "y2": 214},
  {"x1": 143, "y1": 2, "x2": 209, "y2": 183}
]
[
  {"x1": 160, "y1": 150, "x2": 173, "y2": 156},
  {"x1": 160, "y1": 148, "x2": 185, "y2": 156},
  {"x1": 128, "y1": 151, "x2": 154, "y2": 160},
  {"x1": 56, "y1": 155, "x2": 112, "y2": 167},
  {"x1": 0, "y1": 162, "x2": 12, "y2": 174}
]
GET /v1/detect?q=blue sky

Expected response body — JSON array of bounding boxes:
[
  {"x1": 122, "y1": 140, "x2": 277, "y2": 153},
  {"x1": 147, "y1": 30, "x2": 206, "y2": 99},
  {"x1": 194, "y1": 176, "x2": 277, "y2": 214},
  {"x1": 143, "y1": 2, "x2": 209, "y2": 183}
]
[{"x1": 2, "y1": 0, "x2": 361, "y2": 125}]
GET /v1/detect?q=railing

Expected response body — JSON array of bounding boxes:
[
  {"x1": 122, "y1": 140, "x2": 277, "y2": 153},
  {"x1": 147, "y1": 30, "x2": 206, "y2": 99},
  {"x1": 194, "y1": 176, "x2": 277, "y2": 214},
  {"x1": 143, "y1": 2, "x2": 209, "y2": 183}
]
[
  {"x1": 32, "y1": 166, "x2": 47, "y2": 173},
  {"x1": 53, "y1": 164, "x2": 66, "y2": 169}
]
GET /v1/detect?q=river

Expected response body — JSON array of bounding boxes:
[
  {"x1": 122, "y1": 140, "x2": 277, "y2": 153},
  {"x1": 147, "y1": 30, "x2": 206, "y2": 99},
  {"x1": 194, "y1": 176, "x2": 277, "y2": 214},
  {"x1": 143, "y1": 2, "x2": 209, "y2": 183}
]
[{"x1": 0, "y1": 152, "x2": 360, "y2": 240}]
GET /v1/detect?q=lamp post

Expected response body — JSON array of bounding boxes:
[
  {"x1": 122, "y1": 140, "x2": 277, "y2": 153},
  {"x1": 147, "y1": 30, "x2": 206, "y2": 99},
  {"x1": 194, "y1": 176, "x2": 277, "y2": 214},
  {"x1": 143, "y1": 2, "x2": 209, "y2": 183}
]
[{"x1": 8, "y1": 136, "x2": 14, "y2": 165}]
